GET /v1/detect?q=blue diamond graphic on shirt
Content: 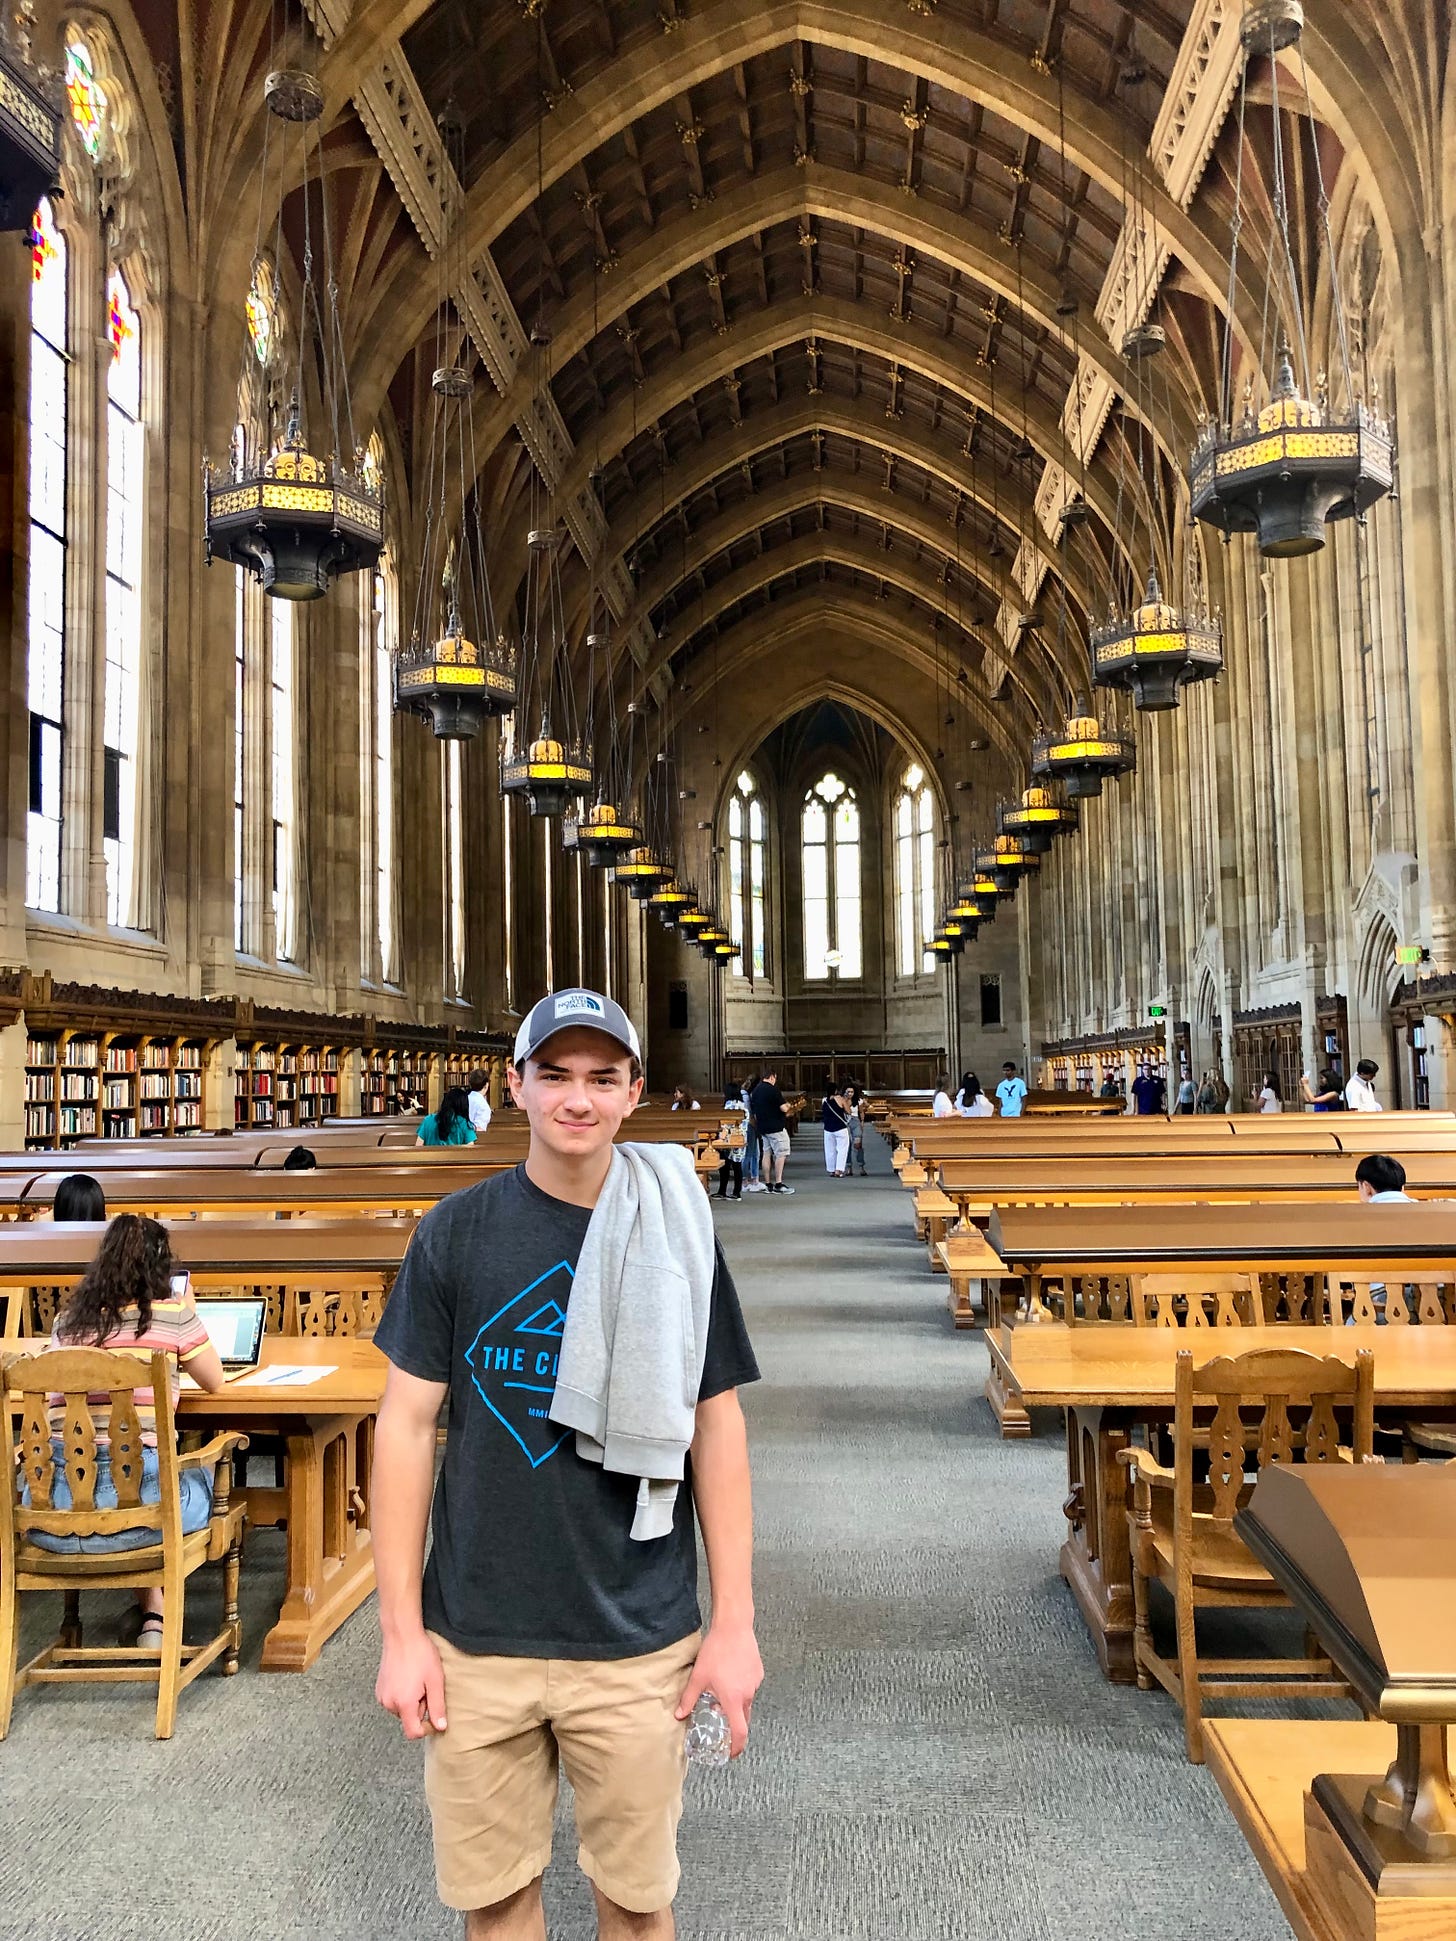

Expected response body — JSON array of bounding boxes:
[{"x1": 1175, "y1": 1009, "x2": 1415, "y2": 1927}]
[{"x1": 463, "y1": 1263, "x2": 574, "y2": 1467}]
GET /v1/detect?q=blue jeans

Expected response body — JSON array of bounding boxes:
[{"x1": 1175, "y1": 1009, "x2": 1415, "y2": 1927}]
[
  {"x1": 744, "y1": 1124, "x2": 761, "y2": 1182},
  {"x1": 23, "y1": 1442, "x2": 214, "y2": 1553}
]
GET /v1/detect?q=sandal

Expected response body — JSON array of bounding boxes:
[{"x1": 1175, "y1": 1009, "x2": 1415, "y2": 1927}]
[{"x1": 137, "y1": 1615, "x2": 164, "y2": 1654}]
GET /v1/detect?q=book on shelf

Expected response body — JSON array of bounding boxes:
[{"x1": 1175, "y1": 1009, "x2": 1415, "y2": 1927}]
[
  {"x1": 60, "y1": 1073, "x2": 97, "y2": 1100},
  {"x1": 59, "y1": 1105, "x2": 97, "y2": 1137},
  {"x1": 104, "y1": 1046, "x2": 137, "y2": 1073},
  {"x1": 175, "y1": 1045, "x2": 203, "y2": 1070},
  {"x1": 25, "y1": 1037, "x2": 57, "y2": 1066},
  {"x1": 64, "y1": 1038, "x2": 99, "y2": 1067},
  {"x1": 103, "y1": 1079, "x2": 133, "y2": 1109}
]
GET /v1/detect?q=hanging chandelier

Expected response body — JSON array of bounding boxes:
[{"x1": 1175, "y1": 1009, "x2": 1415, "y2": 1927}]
[
  {"x1": 998, "y1": 784, "x2": 1076, "y2": 853},
  {"x1": 0, "y1": 7, "x2": 60, "y2": 232},
  {"x1": 204, "y1": 69, "x2": 381, "y2": 599},
  {"x1": 501, "y1": 516, "x2": 594, "y2": 817},
  {"x1": 1188, "y1": 3, "x2": 1392, "y2": 558},
  {"x1": 397, "y1": 144, "x2": 517, "y2": 743},
  {"x1": 613, "y1": 845, "x2": 673, "y2": 898},
  {"x1": 1031, "y1": 706, "x2": 1136, "y2": 799},
  {"x1": 1092, "y1": 567, "x2": 1222, "y2": 712},
  {"x1": 975, "y1": 837, "x2": 1039, "y2": 898}
]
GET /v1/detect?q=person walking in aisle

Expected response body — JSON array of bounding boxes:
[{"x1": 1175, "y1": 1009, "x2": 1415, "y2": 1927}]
[
  {"x1": 1173, "y1": 1071, "x2": 1196, "y2": 1115},
  {"x1": 740, "y1": 1074, "x2": 766, "y2": 1193},
  {"x1": 821, "y1": 1080, "x2": 851, "y2": 1176},
  {"x1": 715, "y1": 1085, "x2": 746, "y2": 1203},
  {"x1": 843, "y1": 1080, "x2": 869, "y2": 1175},
  {"x1": 1131, "y1": 1064, "x2": 1166, "y2": 1116},
  {"x1": 1344, "y1": 1059, "x2": 1383, "y2": 1111},
  {"x1": 749, "y1": 1068, "x2": 794, "y2": 1195},
  {"x1": 466, "y1": 1068, "x2": 493, "y2": 1137},
  {"x1": 995, "y1": 1063, "x2": 1028, "y2": 1117},
  {"x1": 372, "y1": 987, "x2": 762, "y2": 1940}
]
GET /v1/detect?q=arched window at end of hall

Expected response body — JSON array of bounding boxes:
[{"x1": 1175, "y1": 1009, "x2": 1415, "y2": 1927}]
[
  {"x1": 270, "y1": 603, "x2": 297, "y2": 963},
  {"x1": 728, "y1": 771, "x2": 768, "y2": 979},
  {"x1": 802, "y1": 772, "x2": 861, "y2": 981},
  {"x1": 895, "y1": 763, "x2": 937, "y2": 977},
  {"x1": 444, "y1": 743, "x2": 466, "y2": 1000},
  {"x1": 27, "y1": 196, "x2": 67, "y2": 913},
  {"x1": 360, "y1": 510, "x2": 398, "y2": 985},
  {"x1": 104, "y1": 268, "x2": 144, "y2": 928}
]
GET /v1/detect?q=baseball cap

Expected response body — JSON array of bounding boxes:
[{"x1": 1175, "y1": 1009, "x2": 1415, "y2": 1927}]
[{"x1": 512, "y1": 988, "x2": 642, "y2": 1068}]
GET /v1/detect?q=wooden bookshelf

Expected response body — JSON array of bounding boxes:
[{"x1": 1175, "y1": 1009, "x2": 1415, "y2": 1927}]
[
  {"x1": 235, "y1": 1041, "x2": 342, "y2": 1132},
  {"x1": 25, "y1": 1029, "x2": 212, "y2": 1147}
]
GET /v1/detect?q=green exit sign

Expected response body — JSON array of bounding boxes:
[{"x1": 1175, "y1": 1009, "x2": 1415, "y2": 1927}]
[
  {"x1": 1396, "y1": 945, "x2": 1426, "y2": 966},
  {"x1": 1148, "y1": 1005, "x2": 1167, "y2": 1019}
]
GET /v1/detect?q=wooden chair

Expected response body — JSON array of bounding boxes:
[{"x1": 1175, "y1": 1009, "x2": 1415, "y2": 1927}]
[
  {"x1": 1256, "y1": 1271, "x2": 1328, "y2": 1324},
  {"x1": 1325, "y1": 1277, "x2": 1456, "y2": 1326},
  {"x1": 0, "y1": 1348, "x2": 248, "y2": 1739},
  {"x1": 1119, "y1": 1346, "x2": 1374, "y2": 1763},
  {"x1": 1131, "y1": 1273, "x2": 1260, "y2": 1329},
  {"x1": 1066, "y1": 1274, "x2": 1134, "y2": 1323}
]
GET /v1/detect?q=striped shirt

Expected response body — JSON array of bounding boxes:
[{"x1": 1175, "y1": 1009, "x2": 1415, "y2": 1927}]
[{"x1": 49, "y1": 1287, "x2": 212, "y2": 1446}]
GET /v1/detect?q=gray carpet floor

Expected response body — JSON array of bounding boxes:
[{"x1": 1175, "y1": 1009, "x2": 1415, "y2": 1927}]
[{"x1": 0, "y1": 1132, "x2": 1301, "y2": 1939}]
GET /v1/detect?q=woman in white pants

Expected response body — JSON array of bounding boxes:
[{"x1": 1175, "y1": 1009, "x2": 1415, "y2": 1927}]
[{"x1": 821, "y1": 1083, "x2": 851, "y2": 1175}]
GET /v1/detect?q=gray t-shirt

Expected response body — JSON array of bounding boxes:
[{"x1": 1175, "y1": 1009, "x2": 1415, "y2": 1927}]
[{"x1": 373, "y1": 1163, "x2": 759, "y2": 1660}]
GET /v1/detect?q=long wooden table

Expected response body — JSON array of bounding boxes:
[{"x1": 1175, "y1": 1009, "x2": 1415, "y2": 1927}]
[
  {"x1": 181, "y1": 1336, "x2": 387, "y2": 1672},
  {"x1": 0, "y1": 1216, "x2": 417, "y2": 1280},
  {"x1": 988, "y1": 1203, "x2": 1456, "y2": 1314},
  {"x1": 1205, "y1": 1721, "x2": 1412, "y2": 1941},
  {"x1": 984, "y1": 1323, "x2": 1456, "y2": 1681}
]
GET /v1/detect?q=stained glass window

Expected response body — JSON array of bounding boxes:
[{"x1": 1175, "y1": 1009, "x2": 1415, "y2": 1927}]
[
  {"x1": 895, "y1": 763, "x2": 937, "y2": 975},
  {"x1": 271, "y1": 602, "x2": 296, "y2": 960},
  {"x1": 65, "y1": 36, "x2": 108, "y2": 162},
  {"x1": 27, "y1": 198, "x2": 67, "y2": 912},
  {"x1": 802, "y1": 772, "x2": 860, "y2": 980},
  {"x1": 104, "y1": 271, "x2": 143, "y2": 926},
  {"x1": 728, "y1": 771, "x2": 768, "y2": 979}
]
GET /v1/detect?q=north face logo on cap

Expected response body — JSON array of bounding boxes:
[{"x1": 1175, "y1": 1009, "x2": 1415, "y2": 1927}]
[{"x1": 554, "y1": 992, "x2": 604, "y2": 1019}]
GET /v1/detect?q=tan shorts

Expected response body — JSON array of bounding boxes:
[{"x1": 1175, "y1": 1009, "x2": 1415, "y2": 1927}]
[{"x1": 425, "y1": 1628, "x2": 700, "y2": 1914}]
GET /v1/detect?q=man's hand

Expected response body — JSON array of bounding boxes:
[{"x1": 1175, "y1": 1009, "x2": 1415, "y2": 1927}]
[
  {"x1": 376, "y1": 1631, "x2": 448, "y2": 1740},
  {"x1": 676, "y1": 1621, "x2": 764, "y2": 1757}
]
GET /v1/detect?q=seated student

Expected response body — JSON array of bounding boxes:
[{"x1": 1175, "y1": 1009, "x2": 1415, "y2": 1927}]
[
  {"x1": 416, "y1": 1086, "x2": 477, "y2": 1147},
  {"x1": 282, "y1": 1145, "x2": 317, "y2": 1170},
  {"x1": 30, "y1": 1214, "x2": 226, "y2": 1647},
  {"x1": 671, "y1": 1083, "x2": 701, "y2": 1111},
  {"x1": 51, "y1": 1173, "x2": 106, "y2": 1222},
  {"x1": 931, "y1": 1076, "x2": 956, "y2": 1118},
  {"x1": 1355, "y1": 1153, "x2": 1412, "y2": 1203}
]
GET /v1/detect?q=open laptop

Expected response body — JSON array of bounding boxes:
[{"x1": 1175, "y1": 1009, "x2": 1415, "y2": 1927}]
[{"x1": 194, "y1": 1296, "x2": 268, "y2": 1381}]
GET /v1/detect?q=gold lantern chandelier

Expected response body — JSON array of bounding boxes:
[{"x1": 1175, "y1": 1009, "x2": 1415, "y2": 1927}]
[
  {"x1": 205, "y1": 63, "x2": 381, "y2": 599},
  {"x1": 1189, "y1": 0, "x2": 1392, "y2": 557}
]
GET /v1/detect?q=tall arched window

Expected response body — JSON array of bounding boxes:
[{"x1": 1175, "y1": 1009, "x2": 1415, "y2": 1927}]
[
  {"x1": 27, "y1": 197, "x2": 67, "y2": 913},
  {"x1": 234, "y1": 564, "x2": 247, "y2": 950},
  {"x1": 361, "y1": 548, "x2": 397, "y2": 983},
  {"x1": 895, "y1": 763, "x2": 937, "y2": 976},
  {"x1": 728, "y1": 771, "x2": 768, "y2": 979},
  {"x1": 444, "y1": 743, "x2": 466, "y2": 997},
  {"x1": 802, "y1": 772, "x2": 861, "y2": 980},
  {"x1": 104, "y1": 269, "x2": 143, "y2": 927},
  {"x1": 270, "y1": 602, "x2": 297, "y2": 961}
]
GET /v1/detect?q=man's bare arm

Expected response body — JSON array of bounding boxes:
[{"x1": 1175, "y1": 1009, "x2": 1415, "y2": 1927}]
[
  {"x1": 373, "y1": 1363, "x2": 450, "y2": 1739},
  {"x1": 676, "y1": 1387, "x2": 762, "y2": 1755}
]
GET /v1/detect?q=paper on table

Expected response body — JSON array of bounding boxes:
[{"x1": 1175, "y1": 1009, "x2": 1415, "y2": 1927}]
[{"x1": 238, "y1": 1364, "x2": 337, "y2": 1387}]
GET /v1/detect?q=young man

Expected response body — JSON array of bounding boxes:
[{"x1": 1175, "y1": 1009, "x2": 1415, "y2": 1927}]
[
  {"x1": 747, "y1": 1068, "x2": 793, "y2": 1195},
  {"x1": 372, "y1": 988, "x2": 763, "y2": 1940},
  {"x1": 995, "y1": 1062, "x2": 1028, "y2": 1118},
  {"x1": 1345, "y1": 1059, "x2": 1383, "y2": 1112},
  {"x1": 466, "y1": 1066, "x2": 494, "y2": 1136},
  {"x1": 1131, "y1": 1064, "x2": 1165, "y2": 1116}
]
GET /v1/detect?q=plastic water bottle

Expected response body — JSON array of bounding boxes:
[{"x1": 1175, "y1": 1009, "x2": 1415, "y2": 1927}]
[{"x1": 684, "y1": 1689, "x2": 731, "y2": 1767}]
